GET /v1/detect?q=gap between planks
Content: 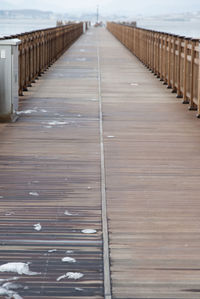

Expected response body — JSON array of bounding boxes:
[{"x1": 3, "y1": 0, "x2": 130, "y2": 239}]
[{"x1": 97, "y1": 34, "x2": 112, "y2": 299}]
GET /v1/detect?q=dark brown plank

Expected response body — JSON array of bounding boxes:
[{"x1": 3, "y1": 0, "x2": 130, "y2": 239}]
[{"x1": 0, "y1": 29, "x2": 103, "y2": 298}]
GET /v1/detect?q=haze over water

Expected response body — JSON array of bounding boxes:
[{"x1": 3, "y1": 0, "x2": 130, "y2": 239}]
[
  {"x1": 138, "y1": 19, "x2": 200, "y2": 38},
  {"x1": 0, "y1": 19, "x2": 56, "y2": 37},
  {"x1": 0, "y1": 18, "x2": 200, "y2": 38}
]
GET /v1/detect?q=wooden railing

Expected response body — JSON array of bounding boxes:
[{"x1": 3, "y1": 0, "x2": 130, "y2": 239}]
[
  {"x1": 1, "y1": 23, "x2": 83, "y2": 95},
  {"x1": 107, "y1": 22, "x2": 200, "y2": 117}
]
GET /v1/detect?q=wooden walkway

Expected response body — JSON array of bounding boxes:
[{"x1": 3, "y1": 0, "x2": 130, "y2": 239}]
[
  {"x1": 99, "y1": 29, "x2": 200, "y2": 298},
  {"x1": 0, "y1": 27, "x2": 200, "y2": 298},
  {"x1": 0, "y1": 29, "x2": 103, "y2": 298}
]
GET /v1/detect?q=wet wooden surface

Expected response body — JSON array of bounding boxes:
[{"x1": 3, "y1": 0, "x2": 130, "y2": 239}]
[
  {"x1": 1, "y1": 27, "x2": 200, "y2": 299},
  {"x1": 0, "y1": 29, "x2": 103, "y2": 298},
  {"x1": 99, "y1": 29, "x2": 200, "y2": 298}
]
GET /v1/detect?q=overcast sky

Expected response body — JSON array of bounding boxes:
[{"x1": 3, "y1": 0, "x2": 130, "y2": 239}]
[{"x1": 0, "y1": 0, "x2": 200, "y2": 16}]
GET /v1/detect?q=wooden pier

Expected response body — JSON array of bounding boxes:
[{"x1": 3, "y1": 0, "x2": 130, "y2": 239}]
[{"x1": 0, "y1": 26, "x2": 200, "y2": 298}]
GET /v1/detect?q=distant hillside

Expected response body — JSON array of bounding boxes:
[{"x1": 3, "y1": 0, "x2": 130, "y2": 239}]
[
  {"x1": 0, "y1": 9, "x2": 54, "y2": 19},
  {"x1": 136, "y1": 11, "x2": 200, "y2": 23},
  {"x1": 0, "y1": 9, "x2": 130, "y2": 22},
  {"x1": 0, "y1": 9, "x2": 199, "y2": 23}
]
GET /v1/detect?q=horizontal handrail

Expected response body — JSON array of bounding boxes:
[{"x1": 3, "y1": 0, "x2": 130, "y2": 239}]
[
  {"x1": 1, "y1": 23, "x2": 83, "y2": 95},
  {"x1": 107, "y1": 22, "x2": 200, "y2": 117}
]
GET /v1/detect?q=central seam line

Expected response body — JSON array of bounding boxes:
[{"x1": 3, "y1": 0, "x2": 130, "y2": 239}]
[{"x1": 97, "y1": 31, "x2": 112, "y2": 299}]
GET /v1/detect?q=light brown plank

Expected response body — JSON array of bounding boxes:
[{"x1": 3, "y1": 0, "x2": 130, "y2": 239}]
[{"x1": 99, "y1": 28, "x2": 200, "y2": 298}]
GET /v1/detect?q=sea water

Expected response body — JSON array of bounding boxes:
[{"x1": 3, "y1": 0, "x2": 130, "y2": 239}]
[
  {"x1": 0, "y1": 17, "x2": 200, "y2": 39},
  {"x1": 138, "y1": 18, "x2": 200, "y2": 38},
  {"x1": 0, "y1": 18, "x2": 56, "y2": 37}
]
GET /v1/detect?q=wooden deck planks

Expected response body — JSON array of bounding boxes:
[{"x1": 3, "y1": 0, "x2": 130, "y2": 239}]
[
  {"x1": 1, "y1": 27, "x2": 200, "y2": 299},
  {"x1": 0, "y1": 30, "x2": 103, "y2": 298},
  {"x1": 99, "y1": 29, "x2": 200, "y2": 298}
]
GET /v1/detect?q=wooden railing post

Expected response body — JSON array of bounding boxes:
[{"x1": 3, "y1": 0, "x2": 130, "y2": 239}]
[
  {"x1": 0, "y1": 23, "x2": 83, "y2": 96},
  {"x1": 182, "y1": 38, "x2": 190, "y2": 104},
  {"x1": 163, "y1": 34, "x2": 168, "y2": 84},
  {"x1": 176, "y1": 36, "x2": 184, "y2": 98},
  {"x1": 18, "y1": 43, "x2": 23, "y2": 96},
  {"x1": 160, "y1": 33, "x2": 164, "y2": 81},
  {"x1": 107, "y1": 22, "x2": 200, "y2": 119},
  {"x1": 189, "y1": 39, "x2": 197, "y2": 110},
  {"x1": 171, "y1": 35, "x2": 177, "y2": 93},
  {"x1": 167, "y1": 35, "x2": 172, "y2": 89},
  {"x1": 197, "y1": 40, "x2": 200, "y2": 117}
]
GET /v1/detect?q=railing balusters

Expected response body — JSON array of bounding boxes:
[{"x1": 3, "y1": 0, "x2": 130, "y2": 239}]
[
  {"x1": 107, "y1": 22, "x2": 200, "y2": 118},
  {"x1": 0, "y1": 23, "x2": 83, "y2": 96}
]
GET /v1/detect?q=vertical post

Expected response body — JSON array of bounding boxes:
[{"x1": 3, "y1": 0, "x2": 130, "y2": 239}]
[
  {"x1": 148, "y1": 31, "x2": 151, "y2": 68},
  {"x1": 155, "y1": 32, "x2": 159, "y2": 76},
  {"x1": 160, "y1": 33, "x2": 164, "y2": 81},
  {"x1": 197, "y1": 40, "x2": 200, "y2": 117},
  {"x1": 146, "y1": 30, "x2": 149, "y2": 67},
  {"x1": 153, "y1": 32, "x2": 156, "y2": 73},
  {"x1": 134, "y1": 27, "x2": 136, "y2": 55},
  {"x1": 171, "y1": 35, "x2": 176, "y2": 93},
  {"x1": 163, "y1": 34, "x2": 168, "y2": 84},
  {"x1": 157, "y1": 32, "x2": 160, "y2": 75},
  {"x1": 131, "y1": 27, "x2": 134, "y2": 54},
  {"x1": 157, "y1": 32, "x2": 160, "y2": 77},
  {"x1": 182, "y1": 38, "x2": 190, "y2": 104},
  {"x1": 18, "y1": 43, "x2": 23, "y2": 96},
  {"x1": 176, "y1": 36, "x2": 184, "y2": 98},
  {"x1": 152, "y1": 31, "x2": 155, "y2": 71},
  {"x1": 167, "y1": 35, "x2": 172, "y2": 88},
  {"x1": 189, "y1": 39, "x2": 197, "y2": 110},
  {"x1": 150, "y1": 31, "x2": 153, "y2": 70}
]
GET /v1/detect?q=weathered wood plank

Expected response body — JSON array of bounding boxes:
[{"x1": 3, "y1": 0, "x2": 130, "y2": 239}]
[
  {"x1": 1, "y1": 26, "x2": 200, "y2": 298},
  {"x1": 99, "y1": 29, "x2": 200, "y2": 298},
  {"x1": 0, "y1": 29, "x2": 103, "y2": 298}
]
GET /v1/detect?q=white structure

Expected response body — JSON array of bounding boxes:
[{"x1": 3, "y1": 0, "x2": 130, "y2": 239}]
[
  {"x1": 83, "y1": 22, "x2": 86, "y2": 33},
  {"x1": 0, "y1": 39, "x2": 21, "y2": 122}
]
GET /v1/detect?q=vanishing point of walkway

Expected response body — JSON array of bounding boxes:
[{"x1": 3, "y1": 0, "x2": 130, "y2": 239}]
[{"x1": 0, "y1": 28, "x2": 200, "y2": 299}]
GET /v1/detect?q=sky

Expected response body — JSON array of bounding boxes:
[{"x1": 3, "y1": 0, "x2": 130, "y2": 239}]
[{"x1": 0, "y1": 0, "x2": 200, "y2": 16}]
